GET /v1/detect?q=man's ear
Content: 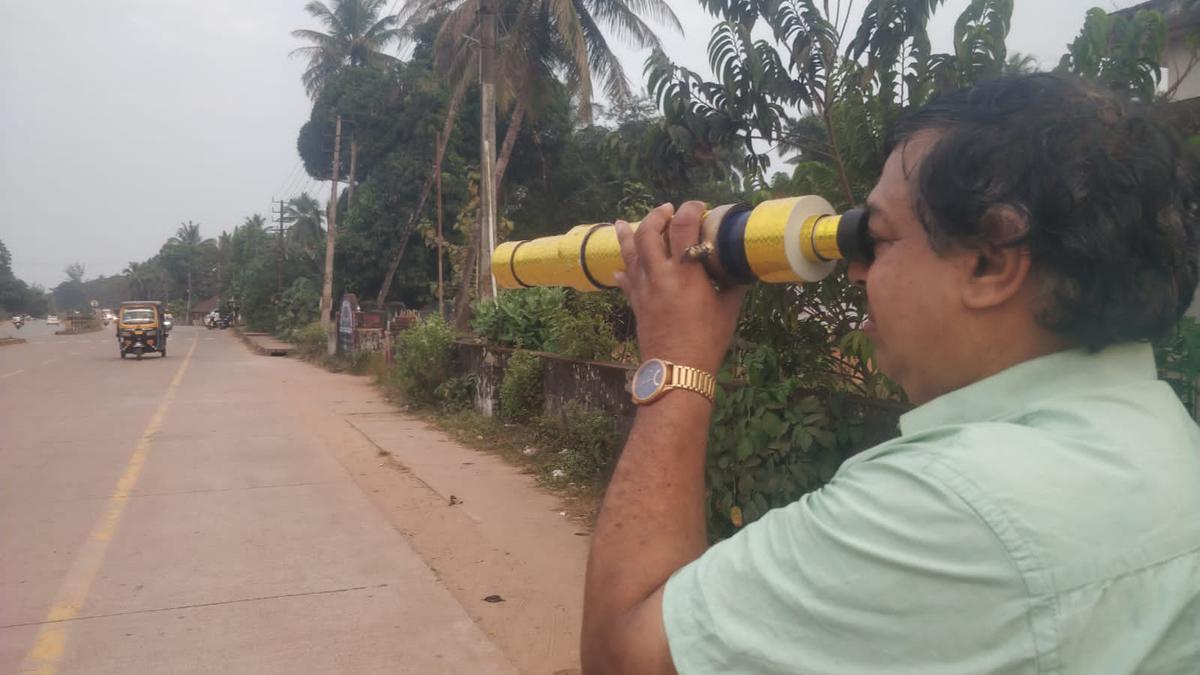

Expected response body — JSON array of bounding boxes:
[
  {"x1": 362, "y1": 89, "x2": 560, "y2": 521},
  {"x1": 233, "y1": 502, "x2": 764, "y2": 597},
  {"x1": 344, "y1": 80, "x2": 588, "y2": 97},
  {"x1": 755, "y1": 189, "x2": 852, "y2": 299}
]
[{"x1": 961, "y1": 206, "x2": 1033, "y2": 310}]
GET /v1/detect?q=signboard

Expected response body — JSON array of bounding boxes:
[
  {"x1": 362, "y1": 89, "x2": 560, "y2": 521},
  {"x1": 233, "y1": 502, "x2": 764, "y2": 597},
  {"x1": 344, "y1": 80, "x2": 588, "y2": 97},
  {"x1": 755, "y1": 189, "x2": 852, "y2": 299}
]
[
  {"x1": 337, "y1": 294, "x2": 358, "y2": 353},
  {"x1": 358, "y1": 311, "x2": 385, "y2": 330}
]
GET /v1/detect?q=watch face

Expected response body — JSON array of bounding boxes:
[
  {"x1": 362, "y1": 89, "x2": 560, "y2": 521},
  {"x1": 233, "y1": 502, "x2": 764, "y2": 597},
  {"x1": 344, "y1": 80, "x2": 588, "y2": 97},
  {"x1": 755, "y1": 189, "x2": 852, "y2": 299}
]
[{"x1": 633, "y1": 360, "x2": 667, "y2": 401}]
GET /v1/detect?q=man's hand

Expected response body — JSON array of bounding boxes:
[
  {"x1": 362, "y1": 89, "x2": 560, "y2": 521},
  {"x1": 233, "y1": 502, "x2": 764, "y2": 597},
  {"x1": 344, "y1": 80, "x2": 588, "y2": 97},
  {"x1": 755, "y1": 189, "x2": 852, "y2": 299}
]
[
  {"x1": 582, "y1": 202, "x2": 748, "y2": 674},
  {"x1": 614, "y1": 201, "x2": 749, "y2": 375}
]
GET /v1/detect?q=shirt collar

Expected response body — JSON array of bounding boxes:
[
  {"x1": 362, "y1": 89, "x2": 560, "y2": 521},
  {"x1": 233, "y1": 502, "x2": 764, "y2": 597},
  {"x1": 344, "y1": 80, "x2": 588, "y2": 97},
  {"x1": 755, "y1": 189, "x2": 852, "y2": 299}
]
[{"x1": 899, "y1": 342, "x2": 1158, "y2": 436}]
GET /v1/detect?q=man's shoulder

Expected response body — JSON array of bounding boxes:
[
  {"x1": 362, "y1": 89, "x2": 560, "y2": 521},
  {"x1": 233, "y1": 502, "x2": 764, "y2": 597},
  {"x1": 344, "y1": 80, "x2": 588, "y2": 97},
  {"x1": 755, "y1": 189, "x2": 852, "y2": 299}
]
[{"x1": 841, "y1": 406, "x2": 1200, "y2": 593}]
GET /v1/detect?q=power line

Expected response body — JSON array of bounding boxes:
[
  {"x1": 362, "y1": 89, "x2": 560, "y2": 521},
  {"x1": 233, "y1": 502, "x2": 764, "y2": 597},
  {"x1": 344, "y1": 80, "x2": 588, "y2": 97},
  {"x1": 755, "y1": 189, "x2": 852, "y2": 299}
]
[
  {"x1": 272, "y1": 159, "x2": 303, "y2": 201},
  {"x1": 280, "y1": 163, "x2": 309, "y2": 202}
]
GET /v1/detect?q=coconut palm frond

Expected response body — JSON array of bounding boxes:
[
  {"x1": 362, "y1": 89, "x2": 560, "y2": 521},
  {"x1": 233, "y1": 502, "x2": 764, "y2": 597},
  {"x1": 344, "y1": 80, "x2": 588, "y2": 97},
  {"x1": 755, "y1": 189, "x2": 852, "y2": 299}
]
[{"x1": 574, "y1": 0, "x2": 630, "y2": 107}]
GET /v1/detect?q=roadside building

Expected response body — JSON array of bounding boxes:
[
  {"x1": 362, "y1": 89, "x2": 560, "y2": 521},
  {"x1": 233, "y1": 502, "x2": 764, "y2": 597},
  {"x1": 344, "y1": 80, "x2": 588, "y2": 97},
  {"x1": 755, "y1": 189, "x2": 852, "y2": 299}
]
[{"x1": 189, "y1": 296, "x2": 219, "y2": 325}]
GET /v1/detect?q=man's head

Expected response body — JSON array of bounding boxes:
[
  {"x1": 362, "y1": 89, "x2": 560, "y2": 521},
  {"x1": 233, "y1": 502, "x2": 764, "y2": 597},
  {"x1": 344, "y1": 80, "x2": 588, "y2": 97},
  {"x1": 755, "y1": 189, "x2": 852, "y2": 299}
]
[{"x1": 848, "y1": 73, "x2": 1199, "y2": 404}]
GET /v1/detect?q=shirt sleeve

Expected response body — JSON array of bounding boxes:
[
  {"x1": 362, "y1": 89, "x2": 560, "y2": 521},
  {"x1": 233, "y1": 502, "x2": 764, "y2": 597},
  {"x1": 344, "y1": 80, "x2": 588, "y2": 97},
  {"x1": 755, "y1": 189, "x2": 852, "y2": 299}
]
[{"x1": 662, "y1": 450, "x2": 1037, "y2": 675}]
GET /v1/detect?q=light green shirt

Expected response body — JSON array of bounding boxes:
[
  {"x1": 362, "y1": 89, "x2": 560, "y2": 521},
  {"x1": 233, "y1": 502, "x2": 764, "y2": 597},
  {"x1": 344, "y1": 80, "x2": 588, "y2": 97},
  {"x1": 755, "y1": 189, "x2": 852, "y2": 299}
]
[{"x1": 664, "y1": 343, "x2": 1200, "y2": 674}]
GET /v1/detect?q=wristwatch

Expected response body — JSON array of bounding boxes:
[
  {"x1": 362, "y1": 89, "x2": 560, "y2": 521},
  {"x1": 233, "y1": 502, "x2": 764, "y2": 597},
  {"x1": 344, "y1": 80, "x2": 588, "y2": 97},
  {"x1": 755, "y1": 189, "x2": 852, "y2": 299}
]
[{"x1": 630, "y1": 358, "x2": 717, "y2": 405}]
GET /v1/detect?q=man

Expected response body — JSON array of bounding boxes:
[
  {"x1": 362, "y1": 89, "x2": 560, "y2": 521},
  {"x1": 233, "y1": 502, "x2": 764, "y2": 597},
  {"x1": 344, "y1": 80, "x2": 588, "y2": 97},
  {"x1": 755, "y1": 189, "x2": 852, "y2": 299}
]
[{"x1": 581, "y1": 74, "x2": 1200, "y2": 674}]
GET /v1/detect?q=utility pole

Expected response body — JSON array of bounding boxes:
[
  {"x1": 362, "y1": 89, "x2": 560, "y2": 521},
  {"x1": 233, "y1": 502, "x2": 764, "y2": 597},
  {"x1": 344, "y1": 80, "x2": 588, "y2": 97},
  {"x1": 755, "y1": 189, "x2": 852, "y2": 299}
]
[
  {"x1": 272, "y1": 199, "x2": 287, "y2": 296},
  {"x1": 347, "y1": 136, "x2": 358, "y2": 203},
  {"x1": 321, "y1": 114, "x2": 342, "y2": 356},
  {"x1": 436, "y1": 132, "x2": 445, "y2": 319},
  {"x1": 478, "y1": 0, "x2": 498, "y2": 299}
]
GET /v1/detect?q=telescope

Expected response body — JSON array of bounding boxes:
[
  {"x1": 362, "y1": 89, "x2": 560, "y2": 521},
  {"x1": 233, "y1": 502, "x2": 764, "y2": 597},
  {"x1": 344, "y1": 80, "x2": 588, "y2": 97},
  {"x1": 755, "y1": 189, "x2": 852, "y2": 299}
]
[{"x1": 491, "y1": 195, "x2": 871, "y2": 292}]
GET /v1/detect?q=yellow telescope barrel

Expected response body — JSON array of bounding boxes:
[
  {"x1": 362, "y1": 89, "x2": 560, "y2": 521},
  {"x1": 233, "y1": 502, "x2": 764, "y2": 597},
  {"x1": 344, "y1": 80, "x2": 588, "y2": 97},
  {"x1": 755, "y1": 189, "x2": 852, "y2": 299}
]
[{"x1": 492, "y1": 195, "x2": 871, "y2": 292}]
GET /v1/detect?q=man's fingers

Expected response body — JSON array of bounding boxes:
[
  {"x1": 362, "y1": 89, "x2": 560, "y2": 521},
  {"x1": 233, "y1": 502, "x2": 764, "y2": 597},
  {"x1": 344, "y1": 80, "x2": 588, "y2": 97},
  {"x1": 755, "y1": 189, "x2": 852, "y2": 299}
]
[
  {"x1": 634, "y1": 203, "x2": 673, "y2": 270},
  {"x1": 668, "y1": 201, "x2": 705, "y2": 263},
  {"x1": 615, "y1": 220, "x2": 639, "y2": 282}
]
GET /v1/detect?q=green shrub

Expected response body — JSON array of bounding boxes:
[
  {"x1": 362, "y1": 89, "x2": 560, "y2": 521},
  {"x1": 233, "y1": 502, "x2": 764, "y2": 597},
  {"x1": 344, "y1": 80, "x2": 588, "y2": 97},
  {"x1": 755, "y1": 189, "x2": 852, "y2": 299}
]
[
  {"x1": 393, "y1": 315, "x2": 457, "y2": 403},
  {"x1": 705, "y1": 347, "x2": 870, "y2": 540},
  {"x1": 435, "y1": 374, "x2": 477, "y2": 413},
  {"x1": 471, "y1": 287, "x2": 566, "y2": 350},
  {"x1": 276, "y1": 277, "x2": 321, "y2": 333},
  {"x1": 537, "y1": 403, "x2": 618, "y2": 483},
  {"x1": 1154, "y1": 316, "x2": 1200, "y2": 419},
  {"x1": 291, "y1": 321, "x2": 327, "y2": 360},
  {"x1": 337, "y1": 349, "x2": 377, "y2": 375},
  {"x1": 499, "y1": 351, "x2": 544, "y2": 421},
  {"x1": 552, "y1": 312, "x2": 618, "y2": 361}
]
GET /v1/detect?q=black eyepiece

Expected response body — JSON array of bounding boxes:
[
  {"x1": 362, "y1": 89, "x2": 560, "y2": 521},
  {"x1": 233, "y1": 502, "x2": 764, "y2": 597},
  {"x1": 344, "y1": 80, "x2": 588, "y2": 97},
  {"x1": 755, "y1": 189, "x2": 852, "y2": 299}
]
[{"x1": 837, "y1": 208, "x2": 872, "y2": 263}]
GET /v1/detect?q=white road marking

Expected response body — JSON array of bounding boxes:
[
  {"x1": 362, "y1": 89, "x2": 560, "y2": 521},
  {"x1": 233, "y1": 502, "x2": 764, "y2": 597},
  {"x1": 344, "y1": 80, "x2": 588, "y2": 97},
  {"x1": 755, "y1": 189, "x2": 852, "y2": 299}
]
[
  {"x1": 1, "y1": 370, "x2": 25, "y2": 379},
  {"x1": 41, "y1": 358, "x2": 59, "y2": 366}
]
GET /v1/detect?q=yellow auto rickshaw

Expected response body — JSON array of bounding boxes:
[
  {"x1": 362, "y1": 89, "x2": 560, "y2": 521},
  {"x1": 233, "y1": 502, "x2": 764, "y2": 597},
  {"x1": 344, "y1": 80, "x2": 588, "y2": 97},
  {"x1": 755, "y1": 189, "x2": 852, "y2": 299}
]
[{"x1": 116, "y1": 301, "x2": 167, "y2": 359}]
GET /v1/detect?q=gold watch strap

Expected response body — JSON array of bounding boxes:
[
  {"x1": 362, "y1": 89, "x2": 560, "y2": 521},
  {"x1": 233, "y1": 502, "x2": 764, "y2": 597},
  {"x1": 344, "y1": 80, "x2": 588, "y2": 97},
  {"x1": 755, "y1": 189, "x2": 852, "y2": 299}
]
[{"x1": 667, "y1": 363, "x2": 717, "y2": 403}]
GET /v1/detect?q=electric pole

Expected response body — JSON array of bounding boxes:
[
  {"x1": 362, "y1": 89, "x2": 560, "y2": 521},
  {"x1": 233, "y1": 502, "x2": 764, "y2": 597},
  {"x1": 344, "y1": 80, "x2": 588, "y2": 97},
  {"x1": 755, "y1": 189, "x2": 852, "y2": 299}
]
[
  {"x1": 272, "y1": 199, "x2": 287, "y2": 295},
  {"x1": 321, "y1": 115, "x2": 342, "y2": 355},
  {"x1": 478, "y1": 0, "x2": 498, "y2": 299},
  {"x1": 436, "y1": 132, "x2": 445, "y2": 319}
]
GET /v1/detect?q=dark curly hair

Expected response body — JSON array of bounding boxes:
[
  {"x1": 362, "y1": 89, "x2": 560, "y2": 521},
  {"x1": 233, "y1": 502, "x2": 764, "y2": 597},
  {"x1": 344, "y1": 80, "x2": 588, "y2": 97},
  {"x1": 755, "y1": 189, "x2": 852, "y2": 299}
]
[{"x1": 886, "y1": 73, "x2": 1200, "y2": 350}]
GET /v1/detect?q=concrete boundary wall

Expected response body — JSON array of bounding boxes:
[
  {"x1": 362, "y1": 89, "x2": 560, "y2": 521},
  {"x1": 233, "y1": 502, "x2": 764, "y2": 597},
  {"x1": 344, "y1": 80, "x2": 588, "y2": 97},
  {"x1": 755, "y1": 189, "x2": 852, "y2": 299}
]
[{"x1": 453, "y1": 341, "x2": 905, "y2": 450}]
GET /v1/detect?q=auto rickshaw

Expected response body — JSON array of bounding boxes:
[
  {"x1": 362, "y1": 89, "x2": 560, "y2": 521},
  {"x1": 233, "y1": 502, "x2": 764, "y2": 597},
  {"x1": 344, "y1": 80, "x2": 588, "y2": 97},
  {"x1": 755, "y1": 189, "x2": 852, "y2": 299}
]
[{"x1": 116, "y1": 301, "x2": 167, "y2": 359}]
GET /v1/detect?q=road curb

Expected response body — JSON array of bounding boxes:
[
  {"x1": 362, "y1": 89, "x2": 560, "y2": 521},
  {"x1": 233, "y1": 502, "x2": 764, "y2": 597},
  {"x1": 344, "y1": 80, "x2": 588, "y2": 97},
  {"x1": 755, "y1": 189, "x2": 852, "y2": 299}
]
[{"x1": 237, "y1": 329, "x2": 294, "y2": 357}]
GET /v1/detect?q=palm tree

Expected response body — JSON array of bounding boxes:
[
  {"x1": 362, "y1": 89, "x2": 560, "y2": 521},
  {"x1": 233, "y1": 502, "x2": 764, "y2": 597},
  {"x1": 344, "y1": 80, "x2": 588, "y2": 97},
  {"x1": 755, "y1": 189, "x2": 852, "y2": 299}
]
[
  {"x1": 291, "y1": 0, "x2": 405, "y2": 98},
  {"x1": 1004, "y1": 52, "x2": 1039, "y2": 75},
  {"x1": 123, "y1": 261, "x2": 154, "y2": 299},
  {"x1": 212, "y1": 231, "x2": 233, "y2": 300},
  {"x1": 283, "y1": 193, "x2": 326, "y2": 262},
  {"x1": 375, "y1": 0, "x2": 681, "y2": 307},
  {"x1": 164, "y1": 221, "x2": 216, "y2": 319},
  {"x1": 292, "y1": 0, "x2": 406, "y2": 201},
  {"x1": 404, "y1": 0, "x2": 679, "y2": 124},
  {"x1": 241, "y1": 214, "x2": 268, "y2": 232}
]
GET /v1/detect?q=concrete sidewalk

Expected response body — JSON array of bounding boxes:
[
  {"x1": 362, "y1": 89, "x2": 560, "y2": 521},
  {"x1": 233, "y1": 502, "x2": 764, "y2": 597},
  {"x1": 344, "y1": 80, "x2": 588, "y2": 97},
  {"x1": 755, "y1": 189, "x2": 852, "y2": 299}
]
[
  {"x1": 0, "y1": 328, "x2": 517, "y2": 674},
  {"x1": 239, "y1": 330, "x2": 293, "y2": 356}
]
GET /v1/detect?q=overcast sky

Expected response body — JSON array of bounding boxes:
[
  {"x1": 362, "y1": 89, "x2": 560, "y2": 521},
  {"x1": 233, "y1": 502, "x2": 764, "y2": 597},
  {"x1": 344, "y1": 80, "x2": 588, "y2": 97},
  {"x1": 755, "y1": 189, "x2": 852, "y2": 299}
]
[{"x1": 0, "y1": 0, "x2": 1139, "y2": 288}]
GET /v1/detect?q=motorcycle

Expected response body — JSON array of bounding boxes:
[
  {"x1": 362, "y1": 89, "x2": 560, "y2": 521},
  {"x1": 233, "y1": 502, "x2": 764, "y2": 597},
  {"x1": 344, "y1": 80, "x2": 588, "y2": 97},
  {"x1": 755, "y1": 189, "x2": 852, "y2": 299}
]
[{"x1": 12, "y1": 318, "x2": 23, "y2": 330}]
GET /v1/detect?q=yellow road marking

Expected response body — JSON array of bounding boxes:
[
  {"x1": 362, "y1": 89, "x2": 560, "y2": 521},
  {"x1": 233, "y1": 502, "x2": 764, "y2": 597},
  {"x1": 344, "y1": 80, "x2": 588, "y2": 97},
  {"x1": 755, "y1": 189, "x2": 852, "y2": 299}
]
[{"x1": 18, "y1": 334, "x2": 198, "y2": 675}]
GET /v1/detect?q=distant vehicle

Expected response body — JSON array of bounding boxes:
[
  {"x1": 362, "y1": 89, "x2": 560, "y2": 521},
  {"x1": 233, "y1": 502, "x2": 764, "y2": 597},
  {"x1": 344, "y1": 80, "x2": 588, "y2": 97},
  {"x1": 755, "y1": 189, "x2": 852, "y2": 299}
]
[
  {"x1": 46, "y1": 315, "x2": 60, "y2": 325},
  {"x1": 116, "y1": 301, "x2": 167, "y2": 360},
  {"x1": 11, "y1": 316, "x2": 23, "y2": 329}
]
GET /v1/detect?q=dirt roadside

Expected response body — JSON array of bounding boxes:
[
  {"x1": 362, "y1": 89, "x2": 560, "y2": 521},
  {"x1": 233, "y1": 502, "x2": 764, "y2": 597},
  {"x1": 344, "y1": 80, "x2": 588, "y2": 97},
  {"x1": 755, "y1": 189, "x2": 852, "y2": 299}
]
[{"x1": 270, "y1": 346, "x2": 589, "y2": 674}]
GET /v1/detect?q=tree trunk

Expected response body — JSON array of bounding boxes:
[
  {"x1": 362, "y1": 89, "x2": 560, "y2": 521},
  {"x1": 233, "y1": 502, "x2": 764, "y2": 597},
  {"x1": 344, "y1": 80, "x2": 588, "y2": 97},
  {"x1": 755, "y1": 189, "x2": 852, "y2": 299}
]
[
  {"x1": 452, "y1": 222, "x2": 480, "y2": 331},
  {"x1": 321, "y1": 115, "x2": 343, "y2": 355},
  {"x1": 451, "y1": 94, "x2": 523, "y2": 332},
  {"x1": 816, "y1": 65, "x2": 855, "y2": 208},
  {"x1": 493, "y1": 97, "x2": 526, "y2": 196},
  {"x1": 375, "y1": 75, "x2": 471, "y2": 306},
  {"x1": 478, "y1": 0, "x2": 498, "y2": 300}
]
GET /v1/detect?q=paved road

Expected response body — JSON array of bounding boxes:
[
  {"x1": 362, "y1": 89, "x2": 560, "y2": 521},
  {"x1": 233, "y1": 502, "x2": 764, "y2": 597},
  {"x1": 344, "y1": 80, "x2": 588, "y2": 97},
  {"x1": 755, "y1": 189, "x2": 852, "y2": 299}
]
[
  {"x1": 1, "y1": 319, "x2": 62, "y2": 344},
  {"x1": 0, "y1": 326, "x2": 516, "y2": 674}
]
